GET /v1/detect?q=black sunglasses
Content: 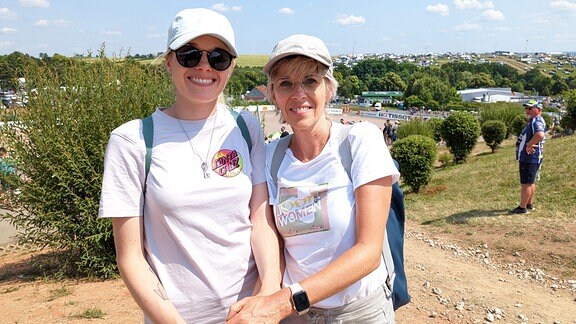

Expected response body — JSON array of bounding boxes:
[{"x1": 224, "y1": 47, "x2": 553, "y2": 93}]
[{"x1": 174, "y1": 45, "x2": 235, "y2": 71}]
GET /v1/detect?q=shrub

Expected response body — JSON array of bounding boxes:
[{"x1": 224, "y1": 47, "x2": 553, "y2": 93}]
[
  {"x1": 478, "y1": 103, "x2": 523, "y2": 138},
  {"x1": 510, "y1": 114, "x2": 527, "y2": 137},
  {"x1": 440, "y1": 111, "x2": 480, "y2": 163},
  {"x1": 561, "y1": 89, "x2": 576, "y2": 130},
  {"x1": 426, "y1": 118, "x2": 444, "y2": 143},
  {"x1": 481, "y1": 120, "x2": 507, "y2": 153},
  {"x1": 391, "y1": 135, "x2": 437, "y2": 193},
  {"x1": 396, "y1": 119, "x2": 433, "y2": 141},
  {"x1": 1, "y1": 55, "x2": 173, "y2": 278},
  {"x1": 437, "y1": 152, "x2": 453, "y2": 167}
]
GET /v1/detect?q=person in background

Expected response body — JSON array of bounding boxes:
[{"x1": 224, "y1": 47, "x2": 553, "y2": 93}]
[
  {"x1": 227, "y1": 34, "x2": 399, "y2": 323},
  {"x1": 99, "y1": 8, "x2": 281, "y2": 323},
  {"x1": 509, "y1": 99, "x2": 546, "y2": 214},
  {"x1": 383, "y1": 119, "x2": 392, "y2": 145},
  {"x1": 280, "y1": 125, "x2": 290, "y2": 138}
]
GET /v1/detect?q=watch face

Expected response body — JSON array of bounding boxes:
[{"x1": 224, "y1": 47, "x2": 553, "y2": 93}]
[{"x1": 293, "y1": 291, "x2": 310, "y2": 312}]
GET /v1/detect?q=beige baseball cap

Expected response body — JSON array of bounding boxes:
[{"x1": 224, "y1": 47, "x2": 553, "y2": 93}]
[
  {"x1": 263, "y1": 34, "x2": 332, "y2": 74},
  {"x1": 166, "y1": 8, "x2": 238, "y2": 57}
]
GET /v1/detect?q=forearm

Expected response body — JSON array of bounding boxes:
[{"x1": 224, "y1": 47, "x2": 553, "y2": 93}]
[
  {"x1": 250, "y1": 185, "x2": 283, "y2": 295},
  {"x1": 526, "y1": 132, "x2": 545, "y2": 147},
  {"x1": 118, "y1": 257, "x2": 186, "y2": 324}
]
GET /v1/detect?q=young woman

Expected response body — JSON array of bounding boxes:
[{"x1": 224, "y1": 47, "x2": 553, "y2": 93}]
[
  {"x1": 99, "y1": 8, "x2": 281, "y2": 323},
  {"x1": 227, "y1": 34, "x2": 399, "y2": 323}
]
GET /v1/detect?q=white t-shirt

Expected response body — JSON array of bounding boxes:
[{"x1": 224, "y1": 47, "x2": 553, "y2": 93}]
[
  {"x1": 266, "y1": 121, "x2": 400, "y2": 308},
  {"x1": 99, "y1": 104, "x2": 266, "y2": 323}
]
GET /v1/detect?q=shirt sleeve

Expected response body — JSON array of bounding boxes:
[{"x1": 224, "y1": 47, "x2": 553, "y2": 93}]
[
  {"x1": 98, "y1": 121, "x2": 146, "y2": 218},
  {"x1": 348, "y1": 122, "x2": 400, "y2": 190}
]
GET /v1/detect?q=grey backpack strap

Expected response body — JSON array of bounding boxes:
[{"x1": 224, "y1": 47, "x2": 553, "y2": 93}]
[
  {"x1": 335, "y1": 123, "x2": 395, "y2": 291},
  {"x1": 270, "y1": 134, "x2": 293, "y2": 198}
]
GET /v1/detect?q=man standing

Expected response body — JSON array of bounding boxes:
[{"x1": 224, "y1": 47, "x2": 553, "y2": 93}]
[{"x1": 510, "y1": 100, "x2": 546, "y2": 214}]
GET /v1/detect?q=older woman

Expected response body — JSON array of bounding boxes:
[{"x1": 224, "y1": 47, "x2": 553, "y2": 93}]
[{"x1": 227, "y1": 34, "x2": 399, "y2": 323}]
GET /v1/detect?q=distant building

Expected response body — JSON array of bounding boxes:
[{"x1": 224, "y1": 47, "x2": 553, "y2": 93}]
[
  {"x1": 357, "y1": 91, "x2": 404, "y2": 106},
  {"x1": 457, "y1": 87, "x2": 525, "y2": 103},
  {"x1": 244, "y1": 85, "x2": 267, "y2": 102}
]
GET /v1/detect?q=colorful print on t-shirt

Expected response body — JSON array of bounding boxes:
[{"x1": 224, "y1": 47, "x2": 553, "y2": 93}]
[
  {"x1": 275, "y1": 184, "x2": 330, "y2": 237},
  {"x1": 212, "y1": 149, "x2": 243, "y2": 177}
]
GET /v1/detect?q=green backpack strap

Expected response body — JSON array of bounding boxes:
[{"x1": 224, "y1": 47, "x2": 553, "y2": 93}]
[
  {"x1": 270, "y1": 134, "x2": 293, "y2": 197},
  {"x1": 143, "y1": 110, "x2": 252, "y2": 182},
  {"x1": 229, "y1": 109, "x2": 252, "y2": 153},
  {"x1": 142, "y1": 116, "x2": 154, "y2": 186}
]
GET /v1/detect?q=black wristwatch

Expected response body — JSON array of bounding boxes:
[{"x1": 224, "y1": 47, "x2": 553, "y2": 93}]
[{"x1": 289, "y1": 283, "x2": 310, "y2": 315}]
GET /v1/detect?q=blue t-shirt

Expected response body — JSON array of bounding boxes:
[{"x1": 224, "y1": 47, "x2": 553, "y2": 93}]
[{"x1": 516, "y1": 116, "x2": 546, "y2": 164}]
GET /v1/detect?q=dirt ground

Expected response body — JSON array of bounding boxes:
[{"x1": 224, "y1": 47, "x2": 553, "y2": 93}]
[
  {"x1": 1, "y1": 221, "x2": 575, "y2": 323},
  {"x1": 1, "y1": 111, "x2": 575, "y2": 323}
]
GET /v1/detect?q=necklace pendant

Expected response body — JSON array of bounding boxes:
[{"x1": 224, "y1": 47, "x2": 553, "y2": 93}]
[{"x1": 201, "y1": 162, "x2": 210, "y2": 178}]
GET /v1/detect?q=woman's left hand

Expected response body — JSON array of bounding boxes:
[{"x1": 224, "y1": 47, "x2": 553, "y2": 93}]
[{"x1": 226, "y1": 291, "x2": 291, "y2": 323}]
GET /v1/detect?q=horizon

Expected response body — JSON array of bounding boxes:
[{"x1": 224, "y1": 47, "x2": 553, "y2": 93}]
[{"x1": 1, "y1": 1, "x2": 575, "y2": 57}]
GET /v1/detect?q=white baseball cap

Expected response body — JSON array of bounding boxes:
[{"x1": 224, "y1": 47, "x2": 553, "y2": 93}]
[
  {"x1": 166, "y1": 8, "x2": 238, "y2": 57},
  {"x1": 263, "y1": 34, "x2": 332, "y2": 74}
]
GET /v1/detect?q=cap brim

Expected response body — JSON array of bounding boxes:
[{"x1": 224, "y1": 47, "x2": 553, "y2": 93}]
[{"x1": 169, "y1": 33, "x2": 238, "y2": 57}]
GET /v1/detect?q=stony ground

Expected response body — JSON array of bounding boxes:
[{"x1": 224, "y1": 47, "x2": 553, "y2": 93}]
[{"x1": 1, "y1": 221, "x2": 575, "y2": 323}]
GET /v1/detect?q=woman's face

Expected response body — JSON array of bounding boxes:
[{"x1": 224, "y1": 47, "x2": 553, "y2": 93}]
[
  {"x1": 271, "y1": 61, "x2": 332, "y2": 132},
  {"x1": 166, "y1": 35, "x2": 235, "y2": 106}
]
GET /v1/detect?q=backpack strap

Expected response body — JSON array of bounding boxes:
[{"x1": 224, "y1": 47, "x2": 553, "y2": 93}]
[
  {"x1": 229, "y1": 109, "x2": 252, "y2": 153},
  {"x1": 142, "y1": 115, "x2": 154, "y2": 189},
  {"x1": 270, "y1": 133, "x2": 293, "y2": 198}
]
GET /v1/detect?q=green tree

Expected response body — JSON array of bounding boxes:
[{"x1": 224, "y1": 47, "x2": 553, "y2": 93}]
[
  {"x1": 440, "y1": 112, "x2": 481, "y2": 163},
  {"x1": 380, "y1": 72, "x2": 407, "y2": 92},
  {"x1": 561, "y1": 89, "x2": 576, "y2": 130},
  {"x1": 1, "y1": 56, "x2": 173, "y2": 278},
  {"x1": 481, "y1": 120, "x2": 507, "y2": 153},
  {"x1": 390, "y1": 135, "x2": 437, "y2": 193}
]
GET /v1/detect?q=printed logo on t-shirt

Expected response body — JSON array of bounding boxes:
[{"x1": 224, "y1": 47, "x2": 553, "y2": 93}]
[
  {"x1": 212, "y1": 149, "x2": 243, "y2": 177},
  {"x1": 275, "y1": 184, "x2": 330, "y2": 237}
]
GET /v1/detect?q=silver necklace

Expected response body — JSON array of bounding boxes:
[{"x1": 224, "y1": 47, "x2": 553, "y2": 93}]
[{"x1": 177, "y1": 112, "x2": 217, "y2": 179}]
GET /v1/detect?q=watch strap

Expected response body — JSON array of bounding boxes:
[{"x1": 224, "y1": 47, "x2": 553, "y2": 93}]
[{"x1": 288, "y1": 282, "x2": 310, "y2": 315}]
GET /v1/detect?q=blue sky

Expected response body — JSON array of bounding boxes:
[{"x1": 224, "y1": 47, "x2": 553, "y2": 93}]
[{"x1": 1, "y1": 0, "x2": 575, "y2": 57}]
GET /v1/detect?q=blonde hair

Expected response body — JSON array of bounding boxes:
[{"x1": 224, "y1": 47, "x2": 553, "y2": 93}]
[{"x1": 265, "y1": 56, "x2": 338, "y2": 104}]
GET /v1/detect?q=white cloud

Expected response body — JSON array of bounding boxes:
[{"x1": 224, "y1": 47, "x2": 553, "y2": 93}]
[
  {"x1": 481, "y1": 9, "x2": 505, "y2": 21},
  {"x1": 426, "y1": 3, "x2": 450, "y2": 16},
  {"x1": 19, "y1": 0, "x2": 49, "y2": 8},
  {"x1": 34, "y1": 19, "x2": 71, "y2": 27},
  {"x1": 455, "y1": 23, "x2": 482, "y2": 31},
  {"x1": 336, "y1": 14, "x2": 366, "y2": 26},
  {"x1": 550, "y1": 0, "x2": 576, "y2": 13},
  {"x1": 0, "y1": 8, "x2": 18, "y2": 20},
  {"x1": 101, "y1": 30, "x2": 122, "y2": 36},
  {"x1": 0, "y1": 27, "x2": 17, "y2": 34},
  {"x1": 53, "y1": 19, "x2": 71, "y2": 27},
  {"x1": 454, "y1": 0, "x2": 494, "y2": 10},
  {"x1": 279, "y1": 8, "x2": 295, "y2": 15},
  {"x1": 34, "y1": 19, "x2": 50, "y2": 26},
  {"x1": 211, "y1": 3, "x2": 242, "y2": 12}
]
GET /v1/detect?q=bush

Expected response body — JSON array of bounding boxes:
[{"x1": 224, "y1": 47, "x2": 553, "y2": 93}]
[
  {"x1": 478, "y1": 103, "x2": 523, "y2": 138},
  {"x1": 396, "y1": 119, "x2": 433, "y2": 141},
  {"x1": 510, "y1": 114, "x2": 527, "y2": 137},
  {"x1": 391, "y1": 135, "x2": 437, "y2": 193},
  {"x1": 437, "y1": 152, "x2": 453, "y2": 167},
  {"x1": 1, "y1": 55, "x2": 173, "y2": 278},
  {"x1": 561, "y1": 89, "x2": 576, "y2": 130},
  {"x1": 426, "y1": 118, "x2": 444, "y2": 143},
  {"x1": 440, "y1": 112, "x2": 480, "y2": 163},
  {"x1": 481, "y1": 120, "x2": 507, "y2": 153}
]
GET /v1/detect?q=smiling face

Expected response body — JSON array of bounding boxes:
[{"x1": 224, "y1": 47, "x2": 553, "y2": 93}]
[
  {"x1": 166, "y1": 35, "x2": 235, "y2": 109},
  {"x1": 269, "y1": 56, "x2": 334, "y2": 132}
]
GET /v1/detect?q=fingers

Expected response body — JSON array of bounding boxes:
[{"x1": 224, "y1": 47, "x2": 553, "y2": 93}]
[{"x1": 226, "y1": 300, "x2": 246, "y2": 320}]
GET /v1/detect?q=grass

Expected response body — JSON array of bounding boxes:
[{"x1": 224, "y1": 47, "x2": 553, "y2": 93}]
[
  {"x1": 69, "y1": 308, "x2": 107, "y2": 319},
  {"x1": 47, "y1": 285, "x2": 72, "y2": 301},
  {"x1": 404, "y1": 135, "x2": 576, "y2": 278}
]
